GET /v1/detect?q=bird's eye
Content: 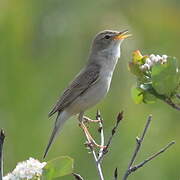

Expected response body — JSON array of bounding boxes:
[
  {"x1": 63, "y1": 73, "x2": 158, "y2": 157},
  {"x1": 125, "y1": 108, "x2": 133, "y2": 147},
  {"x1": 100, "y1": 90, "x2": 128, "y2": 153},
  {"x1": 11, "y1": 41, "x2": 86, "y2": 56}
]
[{"x1": 104, "y1": 35, "x2": 111, "y2": 39}]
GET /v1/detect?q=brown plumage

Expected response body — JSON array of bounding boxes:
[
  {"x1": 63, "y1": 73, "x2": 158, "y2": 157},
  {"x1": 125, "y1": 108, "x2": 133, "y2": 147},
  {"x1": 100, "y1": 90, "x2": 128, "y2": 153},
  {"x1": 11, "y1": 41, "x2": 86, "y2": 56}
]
[
  {"x1": 48, "y1": 63, "x2": 100, "y2": 117},
  {"x1": 44, "y1": 30, "x2": 131, "y2": 158}
]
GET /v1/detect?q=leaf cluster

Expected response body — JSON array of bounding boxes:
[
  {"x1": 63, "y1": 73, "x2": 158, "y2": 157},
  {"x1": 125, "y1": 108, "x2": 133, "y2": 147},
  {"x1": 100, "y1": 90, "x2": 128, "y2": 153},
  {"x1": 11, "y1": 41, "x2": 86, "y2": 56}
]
[{"x1": 129, "y1": 50, "x2": 180, "y2": 104}]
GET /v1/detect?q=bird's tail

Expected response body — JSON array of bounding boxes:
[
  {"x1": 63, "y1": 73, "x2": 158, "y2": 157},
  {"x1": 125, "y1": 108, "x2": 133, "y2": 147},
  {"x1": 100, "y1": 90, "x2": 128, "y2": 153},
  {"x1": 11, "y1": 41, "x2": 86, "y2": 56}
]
[{"x1": 43, "y1": 110, "x2": 70, "y2": 158}]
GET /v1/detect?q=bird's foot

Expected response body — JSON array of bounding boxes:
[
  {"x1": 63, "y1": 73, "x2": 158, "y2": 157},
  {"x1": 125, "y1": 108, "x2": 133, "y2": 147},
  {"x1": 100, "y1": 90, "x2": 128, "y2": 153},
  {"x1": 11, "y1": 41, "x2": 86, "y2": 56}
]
[
  {"x1": 79, "y1": 122, "x2": 106, "y2": 149},
  {"x1": 84, "y1": 141, "x2": 106, "y2": 150},
  {"x1": 83, "y1": 116, "x2": 101, "y2": 123},
  {"x1": 89, "y1": 139, "x2": 107, "y2": 149}
]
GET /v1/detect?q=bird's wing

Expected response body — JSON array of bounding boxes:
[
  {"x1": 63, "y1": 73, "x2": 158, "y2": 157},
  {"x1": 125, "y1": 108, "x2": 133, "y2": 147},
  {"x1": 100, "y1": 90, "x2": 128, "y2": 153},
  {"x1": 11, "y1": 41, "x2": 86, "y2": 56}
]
[{"x1": 48, "y1": 63, "x2": 100, "y2": 117}]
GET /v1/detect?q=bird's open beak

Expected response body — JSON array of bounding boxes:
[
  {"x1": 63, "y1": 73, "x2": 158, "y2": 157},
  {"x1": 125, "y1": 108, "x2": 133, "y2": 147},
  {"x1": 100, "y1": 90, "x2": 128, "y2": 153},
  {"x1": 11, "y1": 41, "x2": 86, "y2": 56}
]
[{"x1": 113, "y1": 30, "x2": 132, "y2": 40}]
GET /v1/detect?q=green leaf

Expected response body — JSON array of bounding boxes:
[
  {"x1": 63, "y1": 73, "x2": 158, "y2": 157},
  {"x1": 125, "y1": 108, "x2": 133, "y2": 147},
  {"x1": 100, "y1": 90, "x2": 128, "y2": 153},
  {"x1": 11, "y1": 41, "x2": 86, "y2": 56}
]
[
  {"x1": 128, "y1": 62, "x2": 144, "y2": 77},
  {"x1": 131, "y1": 87, "x2": 143, "y2": 104},
  {"x1": 43, "y1": 156, "x2": 74, "y2": 180},
  {"x1": 151, "y1": 57, "x2": 180, "y2": 97},
  {"x1": 143, "y1": 92, "x2": 157, "y2": 104}
]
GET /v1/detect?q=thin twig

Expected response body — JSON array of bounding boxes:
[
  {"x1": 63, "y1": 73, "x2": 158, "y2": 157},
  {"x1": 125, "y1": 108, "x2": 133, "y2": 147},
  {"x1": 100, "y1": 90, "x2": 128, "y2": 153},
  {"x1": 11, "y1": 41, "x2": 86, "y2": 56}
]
[
  {"x1": 176, "y1": 94, "x2": 180, "y2": 99},
  {"x1": 93, "y1": 151, "x2": 104, "y2": 180},
  {"x1": 130, "y1": 141, "x2": 175, "y2": 173},
  {"x1": 98, "y1": 111, "x2": 123, "y2": 163},
  {"x1": 107, "y1": 111, "x2": 123, "y2": 149},
  {"x1": 81, "y1": 111, "x2": 123, "y2": 180},
  {"x1": 149, "y1": 87, "x2": 180, "y2": 111},
  {"x1": 127, "y1": 115, "x2": 152, "y2": 170},
  {"x1": 96, "y1": 110, "x2": 105, "y2": 180},
  {"x1": 0, "y1": 129, "x2": 5, "y2": 180},
  {"x1": 163, "y1": 98, "x2": 180, "y2": 111},
  {"x1": 114, "y1": 168, "x2": 118, "y2": 180},
  {"x1": 123, "y1": 115, "x2": 152, "y2": 180},
  {"x1": 123, "y1": 115, "x2": 175, "y2": 180},
  {"x1": 85, "y1": 132, "x2": 104, "y2": 180},
  {"x1": 81, "y1": 113, "x2": 104, "y2": 180},
  {"x1": 96, "y1": 110, "x2": 105, "y2": 163},
  {"x1": 72, "y1": 173, "x2": 85, "y2": 180}
]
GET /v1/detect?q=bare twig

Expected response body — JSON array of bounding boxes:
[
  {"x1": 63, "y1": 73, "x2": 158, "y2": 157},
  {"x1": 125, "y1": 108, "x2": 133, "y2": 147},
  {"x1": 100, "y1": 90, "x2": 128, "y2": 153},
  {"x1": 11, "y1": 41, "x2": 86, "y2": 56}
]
[
  {"x1": 85, "y1": 134, "x2": 104, "y2": 180},
  {"x1": 126, "y1": 115, "x2": 152, "y2": 171},
  {"x1": 81, "y1": 111, "x2": 123, "y2": 180},
  {"x1": 92, "y1": 150, "x2": 104, "y2": 180},
  {"x1": 81, "y1": 113, "x2": 104, "y2": 180},
  {"x1": 95, "y1": 110, "x2": 105, "y2": 180},
  {"x1": 97, "y1": 112, "x2": 104, "y2": 150},
  {"x1": 130, "y1": 141, "x2": 175, "y2": 173},
  {"x1": 163, "y1": 98, "x2": 180, "y2": 111},
  {"x1": 106, "y1": 111, "x2": 123, "y2": 149},
  {"x1": 176, "y1": 94, "x2": 180, "y2": 99},
  {"x1": 98, "y1": 111, "x2": 123, "y2": 163},
  {"x1": 96, "y1": 110, "x2": 105, "y2": 163},
  {"x1": 0, "y1": 129, "x2": 5, "y2": 179},
  {"x1": 114, "y1": 168, "x2": 118, "y2": 180},
  {"x1": 72, "y1": 173, "x2": 85, "y2": 180},
  {"x1": 149, "y1": 87, "x2": 180, "y2": 111},
  {"x1": 123, "y1": 115, "x2": 175, "y2": 180},
  {"x1": 81, "y1": 112, "x2": 175, "y2": 180}
]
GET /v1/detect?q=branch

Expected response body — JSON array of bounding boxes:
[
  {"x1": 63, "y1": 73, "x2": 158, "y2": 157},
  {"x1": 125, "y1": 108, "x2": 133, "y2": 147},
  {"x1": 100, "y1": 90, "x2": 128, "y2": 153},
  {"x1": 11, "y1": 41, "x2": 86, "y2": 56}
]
[
  {"x1": 163, "y1": 98, "x2": 180, "y2": 111},
  {"x1": 114, "y1": 168, "x2": 118, "y2": 180},
  {"x1": 106, "y1": 111, "x2": 123, "y2": 150},
  {"x1": 176, "y1": 94, "x2": 180, "y2": 99},
  {"x1": 72, "y1": 173, "x2": 85, "y2": 180},
  {"x1": 0, "y1": 129, "x2": 5, "y2": 179},
  {"x1": 81, "y1": 111, "x2": 104, "y2": 180},
  {"x1": 98, "y1": 111, "x2": 123, "y2": 163},
  {"x1": 85, "y1": 137, "x2": 104, "y2": 180},
  {"x1": 81, "y1": 111, "x2": 123, "y2": 180},
  {"x1": 126, "y1": 115, "x2": 152, "y2": 171},
  {"x1": 123, "y1": 115, "x2": 175, "y2": 180},
  {"x1": 130, "y1": 141, "x2": 175, "y2": 173},
  {"x1": 97, "y1": 110, "x2": 105, "y2": 163},
  {"x1": 149, "y1": 87, "x2": 180, "y2": 111}
]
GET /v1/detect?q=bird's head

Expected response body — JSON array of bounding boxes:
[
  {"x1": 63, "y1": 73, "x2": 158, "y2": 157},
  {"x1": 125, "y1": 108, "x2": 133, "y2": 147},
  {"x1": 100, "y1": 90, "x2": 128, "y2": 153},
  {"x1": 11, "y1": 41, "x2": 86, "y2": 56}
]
[{"x1": 91, "y1": 30, "x2": 131, "y2": 54}]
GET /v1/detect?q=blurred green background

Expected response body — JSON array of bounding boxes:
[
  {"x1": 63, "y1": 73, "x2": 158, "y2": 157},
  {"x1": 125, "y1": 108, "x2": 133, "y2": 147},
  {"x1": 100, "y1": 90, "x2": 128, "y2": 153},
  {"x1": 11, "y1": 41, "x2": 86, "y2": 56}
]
[{"x1": 0, "y1": 0, "x2": 180, "y2": 179}]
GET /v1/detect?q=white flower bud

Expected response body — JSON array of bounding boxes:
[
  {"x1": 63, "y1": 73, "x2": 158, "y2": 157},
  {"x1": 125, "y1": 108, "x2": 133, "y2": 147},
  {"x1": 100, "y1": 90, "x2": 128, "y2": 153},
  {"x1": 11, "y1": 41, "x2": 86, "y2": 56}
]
[
  {"x1": 162, "y1": 59, "x2": 167, "y2": 64},
  {"x1": 156, "y1": 55, "x2": 162, "y2": 60},
  {"x1": 146, "y1": 63, "x2": 151, "y2": 70},
  {"x1": 150, "y1": 55, "x2": 158, "y2": 63},
  {"x1": 162, "y1": 55, "x2": 168, "y2": 59},
  {"x1": 149, "y1": 54, "x2": 155, "y2": 59},
  {"x1": 143, "y1": 63, "x2": 150, "y2": 70},
  {"x1": 140, "y1": 65, "x2": 149, "y2": 71},
  {"x1": 146, "y1": 58, "x2": 152, "y2": 65},
  {"x1": 140, "y1": 65, "x2": 145, "y2": 70},
  {"x1": 154, "y1": 57, "x2": 159, "y2": 63}
]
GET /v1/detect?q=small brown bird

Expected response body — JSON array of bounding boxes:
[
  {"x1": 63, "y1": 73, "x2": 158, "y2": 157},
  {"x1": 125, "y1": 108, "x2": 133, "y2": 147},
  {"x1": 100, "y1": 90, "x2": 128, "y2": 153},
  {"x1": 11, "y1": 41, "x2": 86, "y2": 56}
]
[{"x1": 44, "y1": 30, "x2": 131, "y2": 158}]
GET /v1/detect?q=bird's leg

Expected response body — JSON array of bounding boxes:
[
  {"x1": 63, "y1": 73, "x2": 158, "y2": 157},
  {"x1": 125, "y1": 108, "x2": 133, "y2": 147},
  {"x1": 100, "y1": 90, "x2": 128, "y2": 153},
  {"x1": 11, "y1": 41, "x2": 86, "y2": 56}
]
[
  {"x1": 78, "y1": 112, "x2": 92, "y2": 145},
  {"x1": 83, "y1": 116, "x2": 101, "y2": 123},
  {"x1": 78, "y1": 112, "x2": 106, "y2": 149}
]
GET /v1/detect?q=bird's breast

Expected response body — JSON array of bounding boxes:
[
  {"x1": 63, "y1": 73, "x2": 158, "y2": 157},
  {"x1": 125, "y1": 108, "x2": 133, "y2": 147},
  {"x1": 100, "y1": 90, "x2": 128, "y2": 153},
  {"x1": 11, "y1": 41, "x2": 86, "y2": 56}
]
[{"x1": 67, "y1": 55, "x2": 119, "y2": 114}]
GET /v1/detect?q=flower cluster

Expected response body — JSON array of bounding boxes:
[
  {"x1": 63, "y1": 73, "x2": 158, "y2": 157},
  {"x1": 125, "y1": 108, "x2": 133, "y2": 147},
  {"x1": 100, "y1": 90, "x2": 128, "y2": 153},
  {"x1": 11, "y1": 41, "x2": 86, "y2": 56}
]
[
  {"x1": 140, "y1": 54, "x2": 168, "y2": 71},
  {"x1": 3, "y1": 158, "x2": 47, "y2": 180}
]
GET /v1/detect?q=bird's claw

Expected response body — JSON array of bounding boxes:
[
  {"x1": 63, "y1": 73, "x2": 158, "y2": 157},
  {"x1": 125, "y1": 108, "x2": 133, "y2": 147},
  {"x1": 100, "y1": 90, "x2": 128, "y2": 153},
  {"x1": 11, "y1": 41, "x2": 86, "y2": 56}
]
[{"x1": 83, "y1": 116, "x2": 101, "y2": 123}]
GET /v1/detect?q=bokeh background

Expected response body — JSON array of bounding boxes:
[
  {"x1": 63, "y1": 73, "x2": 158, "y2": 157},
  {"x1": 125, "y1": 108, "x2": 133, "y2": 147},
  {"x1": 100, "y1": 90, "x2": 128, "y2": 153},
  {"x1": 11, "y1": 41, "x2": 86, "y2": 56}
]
[{"x1": 0, "y1": 0, "x2": 180, "y2": 179}]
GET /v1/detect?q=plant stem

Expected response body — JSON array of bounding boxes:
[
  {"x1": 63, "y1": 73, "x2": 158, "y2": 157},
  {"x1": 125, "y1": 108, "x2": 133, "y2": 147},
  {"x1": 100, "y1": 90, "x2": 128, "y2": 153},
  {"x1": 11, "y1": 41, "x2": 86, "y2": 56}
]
[{"x1": 0, "y1": 130, "x2": 5, "y2": 180}]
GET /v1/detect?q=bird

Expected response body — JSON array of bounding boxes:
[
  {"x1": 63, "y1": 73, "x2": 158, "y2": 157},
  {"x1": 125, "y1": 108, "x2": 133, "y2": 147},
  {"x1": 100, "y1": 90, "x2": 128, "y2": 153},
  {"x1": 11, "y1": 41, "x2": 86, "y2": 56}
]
[{"x1": 43, "y1": 29, "x2": 131, "y2": 158}]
